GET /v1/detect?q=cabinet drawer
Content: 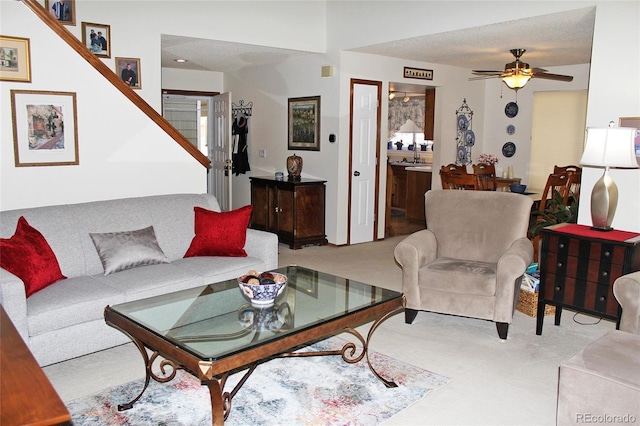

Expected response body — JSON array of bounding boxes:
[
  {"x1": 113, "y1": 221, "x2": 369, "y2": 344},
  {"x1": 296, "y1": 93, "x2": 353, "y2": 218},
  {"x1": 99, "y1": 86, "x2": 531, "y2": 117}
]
[
  {"x1": 543, "y1": 272, "x2": 618, "y2": 317},
  {"x1": 546, "y1": 235, "x2": 626, "y2": 265},
  {"x1": 545, "y1": 251, "x2": 625, "y2": 282}
]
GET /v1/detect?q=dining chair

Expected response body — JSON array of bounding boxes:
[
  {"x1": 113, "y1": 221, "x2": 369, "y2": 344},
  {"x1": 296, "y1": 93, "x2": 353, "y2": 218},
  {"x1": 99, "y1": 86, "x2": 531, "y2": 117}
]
[
  {"x1": 440, "y1": 170, "x2": 479, "y2": 190},
  {"x1": 538, "y1": 172, "x2": 571, "y2": 211},
  {"x1": 472, "y1": 162, "x2": 498, "y2": 191},
  {"x1": 439, "y1": 164, "x2": 468, "y2": 189}
]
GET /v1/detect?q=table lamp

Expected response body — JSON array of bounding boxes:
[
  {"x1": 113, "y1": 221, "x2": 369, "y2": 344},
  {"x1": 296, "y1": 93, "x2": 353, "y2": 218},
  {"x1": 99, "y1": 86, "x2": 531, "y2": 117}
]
[{"x1": 579, "y1": 125, "x2": 639, "y2": 231}]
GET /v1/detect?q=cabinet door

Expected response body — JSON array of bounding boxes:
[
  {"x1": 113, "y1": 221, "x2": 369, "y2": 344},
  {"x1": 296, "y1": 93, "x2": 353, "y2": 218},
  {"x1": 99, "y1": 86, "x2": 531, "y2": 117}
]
[
  {"x1": 276, "y1": 186, "x2": 295, "y2": 236},
  {"x1": 295, "y1": 185, "x2": 325, "y2": 238},
  {"x1": 250, "y1": 180, "x2": 269, "y2": 230}
]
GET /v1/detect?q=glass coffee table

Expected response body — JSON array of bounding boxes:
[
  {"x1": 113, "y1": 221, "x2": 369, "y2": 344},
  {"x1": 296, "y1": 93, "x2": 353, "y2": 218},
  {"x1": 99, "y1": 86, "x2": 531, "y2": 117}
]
[{"x1": 104, "y1": 265, "x2": 404, "y2": 426}]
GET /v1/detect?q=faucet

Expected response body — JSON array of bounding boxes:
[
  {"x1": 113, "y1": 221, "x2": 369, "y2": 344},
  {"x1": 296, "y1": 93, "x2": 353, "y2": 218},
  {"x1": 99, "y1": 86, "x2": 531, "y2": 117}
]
[{"x1": 413, "y1": 142, "x2": 420, "y2": 163}]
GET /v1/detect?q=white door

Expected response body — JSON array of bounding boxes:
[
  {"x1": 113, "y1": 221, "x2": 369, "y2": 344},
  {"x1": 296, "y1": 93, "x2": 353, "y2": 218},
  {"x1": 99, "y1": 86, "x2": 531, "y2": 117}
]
[
  {"x1": 350, "y1": 83, "x2": 379, "y2": 244},
  {"x1": 212, "y1": 93, "x2": 232, "y2": 211}
]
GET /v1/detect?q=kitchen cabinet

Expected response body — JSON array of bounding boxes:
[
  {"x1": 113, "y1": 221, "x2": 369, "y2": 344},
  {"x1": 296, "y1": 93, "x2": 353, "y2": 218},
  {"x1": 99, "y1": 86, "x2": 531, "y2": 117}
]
[
  {"x1": 250, "y1": 177, "x2": 328, "y2": 250},
  {"x1": 387, "y1": 164, "x2": 432, "y2": 224},
  {"x1": 406, "y1": 170, "x2": 432, "y2": 222}
]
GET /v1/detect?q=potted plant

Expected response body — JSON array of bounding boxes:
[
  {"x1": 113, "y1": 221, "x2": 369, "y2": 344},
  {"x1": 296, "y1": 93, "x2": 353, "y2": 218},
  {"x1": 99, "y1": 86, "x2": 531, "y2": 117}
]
[{"x1": 528, "y1": 190, "x2": 579, "y2": 238}]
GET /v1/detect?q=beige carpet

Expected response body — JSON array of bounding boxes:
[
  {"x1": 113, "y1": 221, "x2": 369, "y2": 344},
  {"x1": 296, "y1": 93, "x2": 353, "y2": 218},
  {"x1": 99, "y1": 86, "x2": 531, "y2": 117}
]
[{"x1": 45, "y1": 236, "x2": 614, "y2": 425}]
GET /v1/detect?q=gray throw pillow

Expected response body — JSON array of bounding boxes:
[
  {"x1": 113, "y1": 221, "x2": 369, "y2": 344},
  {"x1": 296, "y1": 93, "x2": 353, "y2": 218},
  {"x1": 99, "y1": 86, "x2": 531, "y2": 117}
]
[{"x1": 90, "y1": 226, "x2": 169, "y2": 275}]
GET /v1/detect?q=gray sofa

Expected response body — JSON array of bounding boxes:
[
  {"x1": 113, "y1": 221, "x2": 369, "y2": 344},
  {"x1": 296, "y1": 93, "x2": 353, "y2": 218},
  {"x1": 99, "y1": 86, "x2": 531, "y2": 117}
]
[{"x1": 0, "y1": 194, "x2": 278, "y2": 366}]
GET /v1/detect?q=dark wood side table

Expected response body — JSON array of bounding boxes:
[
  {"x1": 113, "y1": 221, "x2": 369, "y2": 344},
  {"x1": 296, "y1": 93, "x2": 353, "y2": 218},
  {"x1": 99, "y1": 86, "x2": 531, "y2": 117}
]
[
  {"x1": 1, "y1": 306, "x2": 71, "y2": 425},
  {"x1": 250, "y1": 176, "x2": 328, "y2": 249},
  {"x1": 536, "y1": 223, "x2": 640, "y2": 335}
]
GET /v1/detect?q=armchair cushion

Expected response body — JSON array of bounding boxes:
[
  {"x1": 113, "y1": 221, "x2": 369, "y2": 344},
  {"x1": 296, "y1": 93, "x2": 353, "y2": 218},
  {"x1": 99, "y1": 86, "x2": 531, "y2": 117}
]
[{"x1": 422, "y1": 258, "x2": 496, "y2": 296}]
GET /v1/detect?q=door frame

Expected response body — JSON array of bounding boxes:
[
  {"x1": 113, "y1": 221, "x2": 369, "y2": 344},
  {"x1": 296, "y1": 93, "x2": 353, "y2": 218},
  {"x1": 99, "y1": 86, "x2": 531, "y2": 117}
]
[{"x1": 348, "y1": 79, "x2": 382, "y2": 245}]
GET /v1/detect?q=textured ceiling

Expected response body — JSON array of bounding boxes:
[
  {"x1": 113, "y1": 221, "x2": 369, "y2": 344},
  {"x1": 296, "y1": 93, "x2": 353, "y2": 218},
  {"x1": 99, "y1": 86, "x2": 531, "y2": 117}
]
[{"x1": 161, "y1": 7, "x2": 595, "y2": 77}]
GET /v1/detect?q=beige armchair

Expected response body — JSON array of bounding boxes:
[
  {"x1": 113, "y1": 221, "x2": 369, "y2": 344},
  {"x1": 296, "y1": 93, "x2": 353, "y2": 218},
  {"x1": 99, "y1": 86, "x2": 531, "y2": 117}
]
[
  {"x1": 394, "y1": 190, "x2": 533, "y2": 339},
  {"x1": 613, "y1": 271, "x2": 640, "y2": 334},
  {"x1": 556, "y1": 272, "x2": 640, "y2": 424}
]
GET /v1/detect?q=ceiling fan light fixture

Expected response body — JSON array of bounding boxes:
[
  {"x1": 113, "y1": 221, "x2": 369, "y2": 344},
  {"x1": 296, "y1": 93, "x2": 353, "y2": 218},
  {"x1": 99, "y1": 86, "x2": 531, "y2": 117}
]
[{"x1": 502, "y1": 74, "x2": 531, "y2": 90}]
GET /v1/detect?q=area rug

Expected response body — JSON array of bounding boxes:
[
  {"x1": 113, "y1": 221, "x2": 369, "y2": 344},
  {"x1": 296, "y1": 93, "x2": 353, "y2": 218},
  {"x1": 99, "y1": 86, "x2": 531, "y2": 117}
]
[{"x1": 67, "y1": 337, "x2": 450, "y2": 425}]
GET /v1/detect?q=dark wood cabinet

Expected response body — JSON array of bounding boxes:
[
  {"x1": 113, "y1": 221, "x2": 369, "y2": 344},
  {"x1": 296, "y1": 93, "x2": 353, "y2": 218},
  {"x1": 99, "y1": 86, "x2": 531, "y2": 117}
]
[
  {"x1": 406, "y1": 171, "x2": 432, "y2": 223},
  {"x1": 250, "y1": 177, "x2": 328, "y2": 250},
  {"x1": 536, "y1": 223, "x2": 640, "y2": 335}
]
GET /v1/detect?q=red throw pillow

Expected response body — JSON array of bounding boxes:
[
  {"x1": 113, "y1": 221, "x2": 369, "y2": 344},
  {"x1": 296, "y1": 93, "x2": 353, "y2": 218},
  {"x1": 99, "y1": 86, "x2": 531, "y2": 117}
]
[
  {"x1": 0, "y1": 216, "x2": 66, "y2": 297},
  {"x1": 184, "y1": 205, "x2": 252, "y2": 258}
]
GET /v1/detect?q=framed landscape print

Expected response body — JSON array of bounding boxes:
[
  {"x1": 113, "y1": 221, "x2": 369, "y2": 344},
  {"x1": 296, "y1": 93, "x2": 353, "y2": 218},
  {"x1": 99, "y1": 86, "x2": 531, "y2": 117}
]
[
  {"x1": 288, "y1": 96, "x2": 320, "y2": 151},
  {"x1": 81, "y1": 22, "x2": 111, "y2": 58},
  {"x1": 0, "y1": 36, "x2": 31, "y2": 82},
  {"x1": 11, "y1": 90, "x2": 79, "y2": 167},
  {"x1": 115, "y1": 57, "x2": 141, "y2": 89}
]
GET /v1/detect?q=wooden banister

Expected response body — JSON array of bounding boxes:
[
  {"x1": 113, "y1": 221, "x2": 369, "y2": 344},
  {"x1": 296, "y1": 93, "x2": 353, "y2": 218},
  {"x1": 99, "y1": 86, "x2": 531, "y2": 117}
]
[{"x1": 20, "y1": 0, "x2": 211, "y2": 168}]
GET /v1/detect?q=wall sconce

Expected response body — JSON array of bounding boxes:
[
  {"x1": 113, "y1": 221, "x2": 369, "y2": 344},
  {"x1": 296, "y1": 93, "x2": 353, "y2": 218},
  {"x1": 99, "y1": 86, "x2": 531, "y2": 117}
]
[{"x1": 579, "y1": 125, "x2": 639, "y2": 231}]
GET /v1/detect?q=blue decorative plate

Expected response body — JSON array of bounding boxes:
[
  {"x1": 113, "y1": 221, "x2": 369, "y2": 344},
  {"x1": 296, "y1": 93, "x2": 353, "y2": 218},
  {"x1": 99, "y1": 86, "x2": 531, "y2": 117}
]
[
  {"x1": 457, "y1": 146, "x2": 468, "y2": 162},
  {"x1": 507, "y1": 124, "x2": 516, "y2": 135},
  {"x1": 465, "y1": 130, "x2": 476, "y2": 147},
  {"x1": 505, "y1": 102, "x2": 519, "y2": 118},
  {"x1": 457, "y1": 115, "x2": 469, "y2": 131},
  {"x1": 502, "y1": 142, "x2": 516, "y2": 158}
]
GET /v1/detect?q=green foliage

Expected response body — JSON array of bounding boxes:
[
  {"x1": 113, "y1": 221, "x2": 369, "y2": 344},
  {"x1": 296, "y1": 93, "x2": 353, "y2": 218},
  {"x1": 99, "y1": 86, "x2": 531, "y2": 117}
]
[{"x1": 529, "y1": 189, "x2": 579, "y2": 237}]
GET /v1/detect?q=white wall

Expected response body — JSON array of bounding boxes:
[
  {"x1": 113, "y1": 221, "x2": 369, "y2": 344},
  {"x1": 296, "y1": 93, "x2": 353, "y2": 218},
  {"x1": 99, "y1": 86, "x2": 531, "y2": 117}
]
[
  {"x1": 2, "y1": 0, "x2": 638, "y2": 236},
  {"x1": 581, "y1": 1, "x2": 640, "y2": 231},
  {"x1": 0, "y1": 1, "x2": 206, "y2": 211},
  {"x1": 481, "y1": 64, "x2": 591, "y2": 187}
]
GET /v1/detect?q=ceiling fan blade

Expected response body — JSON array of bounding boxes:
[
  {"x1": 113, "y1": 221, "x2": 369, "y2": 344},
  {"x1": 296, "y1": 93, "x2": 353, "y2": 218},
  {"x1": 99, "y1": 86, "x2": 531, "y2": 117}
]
[
  {"x1": 468, "y1": 75, "x2": 499, "y2": 81},
  {"x1": 531, "y1": 67, "x2": 548, "y2": 73},
  {"x1": 471, "y1": 70, "x2": 503, "y2": 75},
  {"x1": 532, "y1": 72, "x2": 574, "y2": 82}
]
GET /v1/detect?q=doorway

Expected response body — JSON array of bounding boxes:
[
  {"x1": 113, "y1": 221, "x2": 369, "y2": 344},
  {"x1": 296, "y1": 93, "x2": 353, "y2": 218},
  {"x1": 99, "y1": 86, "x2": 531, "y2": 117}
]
[
  {"x1": 385, "y1": 83, "x2": 435, "y2": 237},
  {"x1": 349, "y1": 80, "x2": 381, "y2": 245}
]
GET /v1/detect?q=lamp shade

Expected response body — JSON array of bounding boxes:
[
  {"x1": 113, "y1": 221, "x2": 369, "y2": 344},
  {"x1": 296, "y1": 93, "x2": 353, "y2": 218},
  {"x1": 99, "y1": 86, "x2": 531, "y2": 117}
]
[
  {"x1": 398, "y1": 119, "x2": 422, "y2": 134},
  {"x1": 580, "y1": 127, "x2": 639, "y2": 168}
]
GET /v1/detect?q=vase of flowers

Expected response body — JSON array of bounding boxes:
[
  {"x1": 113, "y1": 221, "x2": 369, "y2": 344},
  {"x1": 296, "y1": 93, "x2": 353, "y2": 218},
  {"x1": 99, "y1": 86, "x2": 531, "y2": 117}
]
[{"x1": 476, "y1": 154, "x2": 498, "y2": 165}]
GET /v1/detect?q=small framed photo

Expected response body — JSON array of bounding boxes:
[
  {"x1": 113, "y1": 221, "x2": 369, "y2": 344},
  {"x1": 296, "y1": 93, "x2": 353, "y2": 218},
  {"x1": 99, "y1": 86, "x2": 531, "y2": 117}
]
[
  {"x1": 81, "y1": 22, "x2": 110, "y2": 58},
  {"x1": 0, "y1": 36, "x2": 31, "y2": 82},
  {"x1": 288, "y1": 96, "x2": 320, "y2": 151},
  {"x1": 115, "y1": 57, "x2": 141, "y2": 89},
  {"x1": 11, "y1": 90, "x2": 79, "y2": 167},
  {"x1": 45, "y1": 0, "x2": 76, "y2": 26}
]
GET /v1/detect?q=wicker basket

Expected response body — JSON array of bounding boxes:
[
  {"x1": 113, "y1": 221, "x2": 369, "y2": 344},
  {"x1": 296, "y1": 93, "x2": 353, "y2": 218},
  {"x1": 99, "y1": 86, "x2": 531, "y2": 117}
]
[{"x1": 517, "y1": 289, "x2": 555, "y2": 317}]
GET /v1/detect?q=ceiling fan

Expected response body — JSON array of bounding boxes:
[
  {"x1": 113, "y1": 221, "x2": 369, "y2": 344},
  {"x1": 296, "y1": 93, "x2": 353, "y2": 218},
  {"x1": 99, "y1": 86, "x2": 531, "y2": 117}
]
[{"x1": 470, "y1": 49, "x2": 573, "y2": 91}]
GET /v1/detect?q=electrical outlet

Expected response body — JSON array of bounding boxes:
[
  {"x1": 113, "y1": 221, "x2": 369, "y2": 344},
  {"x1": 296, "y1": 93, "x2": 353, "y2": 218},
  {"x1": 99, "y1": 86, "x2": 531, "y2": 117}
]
[{"x1": 258, "y1": 149, "x2": 266, "y2": 158}]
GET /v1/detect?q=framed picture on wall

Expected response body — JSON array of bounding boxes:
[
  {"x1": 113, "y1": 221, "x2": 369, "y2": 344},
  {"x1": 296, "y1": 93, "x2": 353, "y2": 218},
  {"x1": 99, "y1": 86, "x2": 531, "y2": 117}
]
[
  {"x1": 0, "y1": 36, "x2": 31, "y2": 82},
  {"x1": 115, "y1": 57, "x2": 141, "y2": 89},
  {"x1": 81, "y1": 22, "x2": 111, "y2": 58},
  {"x1": 619, "y1": 117, "x2": 640, "y2": 158},
  {"x1": 288, "y1": 96, "x2": 320, "y2": 151},
  {"x1": 10, "y1": 90, "x2": 79, "y2": 167},
  {"x1": 45, "y1": 0, "x2": 76, "y2": 26}
]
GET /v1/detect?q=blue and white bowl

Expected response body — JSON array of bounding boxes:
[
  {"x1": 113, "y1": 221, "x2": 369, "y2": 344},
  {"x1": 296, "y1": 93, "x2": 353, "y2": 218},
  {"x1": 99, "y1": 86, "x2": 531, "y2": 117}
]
[{"x1": 238, "y1": 272, "x2": 287, "y2": 306}]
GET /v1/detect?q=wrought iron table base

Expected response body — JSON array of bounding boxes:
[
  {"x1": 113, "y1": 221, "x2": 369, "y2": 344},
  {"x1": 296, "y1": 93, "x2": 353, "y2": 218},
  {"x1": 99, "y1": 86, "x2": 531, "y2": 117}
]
[{"x1": 115, "y1": 306, "x2": 403, "y2": 425}]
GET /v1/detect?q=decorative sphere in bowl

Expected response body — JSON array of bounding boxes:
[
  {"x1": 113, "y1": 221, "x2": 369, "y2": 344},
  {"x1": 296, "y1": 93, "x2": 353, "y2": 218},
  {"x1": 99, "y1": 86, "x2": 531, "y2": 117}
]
[
  {"x1": 238, "y1": 272, "x2": 287, "y2": 306},
  {"x1": 509, "y1": 184, "x2": 527, "y2": 193}
]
